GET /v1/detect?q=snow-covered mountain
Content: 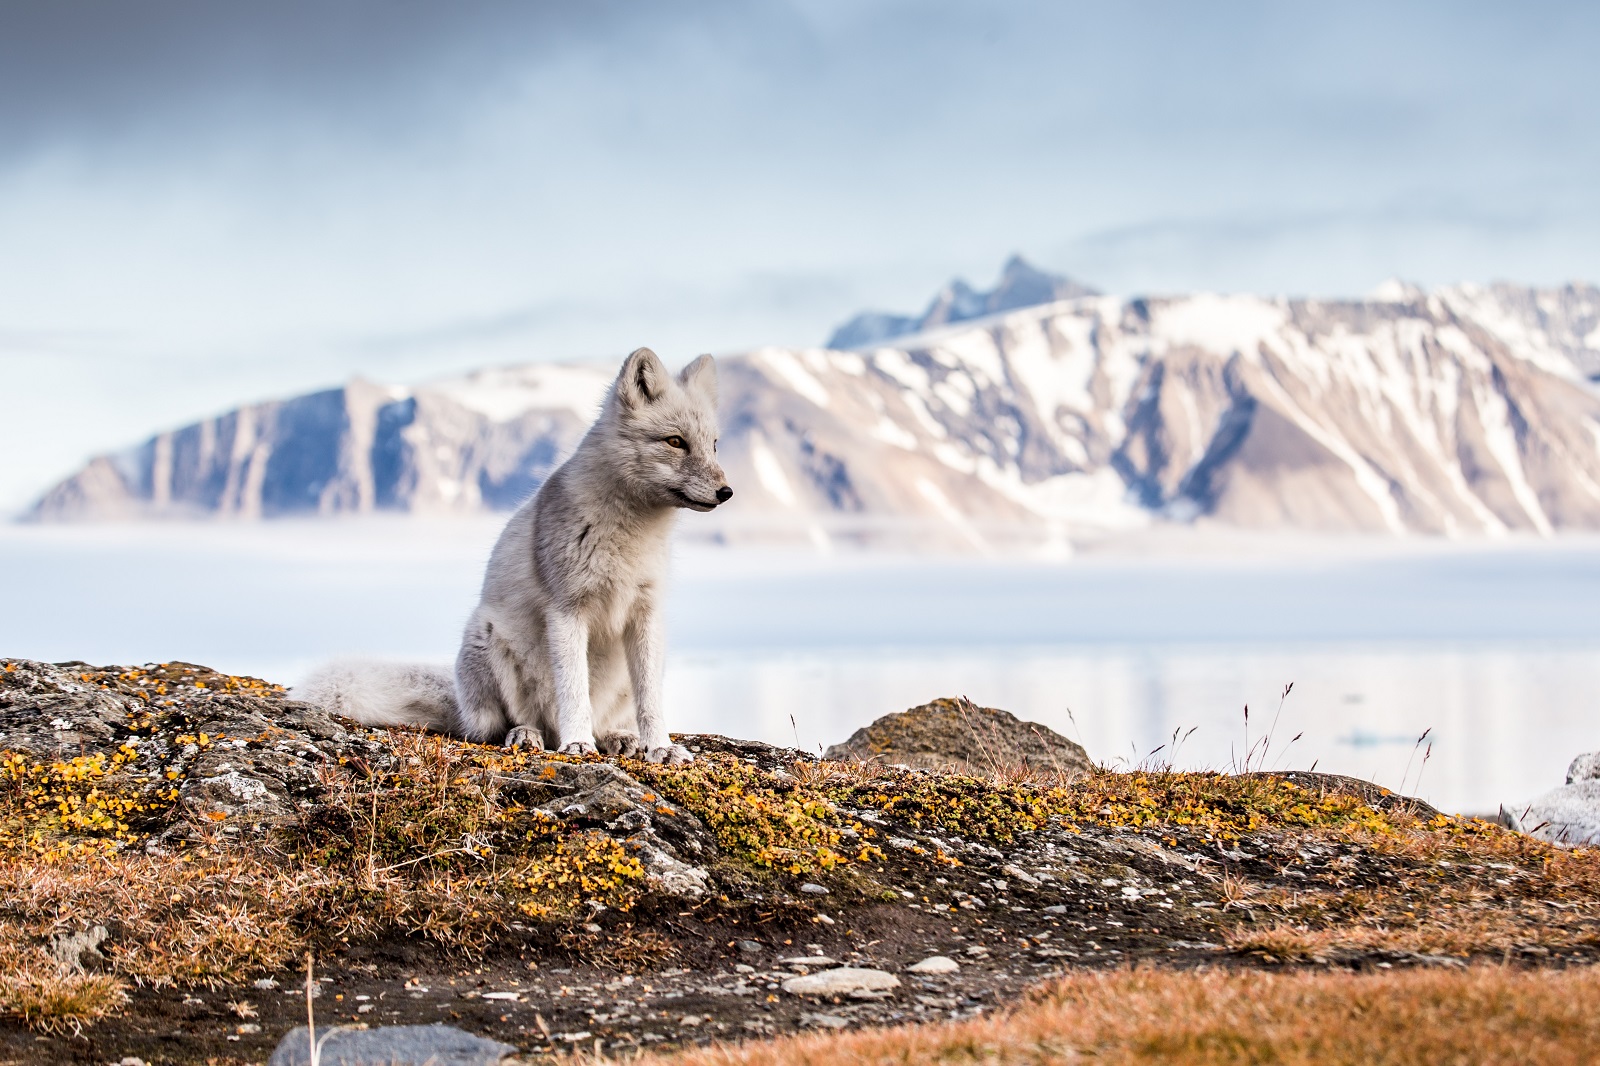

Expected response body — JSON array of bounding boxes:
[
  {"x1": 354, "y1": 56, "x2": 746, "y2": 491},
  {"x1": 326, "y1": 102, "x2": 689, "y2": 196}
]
[
  {"x1": 26, "y1": 262, "x2": 1600, "y2": 550},
  {"x1": 827, "y1": 255, "x2": 1099, "y2": 350}
]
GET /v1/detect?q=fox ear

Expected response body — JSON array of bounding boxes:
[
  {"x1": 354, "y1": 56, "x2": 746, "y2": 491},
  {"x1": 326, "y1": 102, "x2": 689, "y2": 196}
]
[
  {"x1": 678, "y1": 354, "x2": 717, "y2": 405},
  {"x1": 616, "y1": 347, "x2": 669, "y2": 409}
]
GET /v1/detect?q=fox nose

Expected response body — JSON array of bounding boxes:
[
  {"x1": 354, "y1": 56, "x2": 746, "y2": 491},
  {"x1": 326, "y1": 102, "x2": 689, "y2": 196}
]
[{"x1": 715, "y1": 485, "x2": 733, "y2": 504}]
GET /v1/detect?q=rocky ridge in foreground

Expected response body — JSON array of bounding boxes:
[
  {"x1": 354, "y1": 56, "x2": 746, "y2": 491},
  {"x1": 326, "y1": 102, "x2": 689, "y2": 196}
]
[{"x1": 2, "y1": 658, "x2": 1598, "y2": 1065}]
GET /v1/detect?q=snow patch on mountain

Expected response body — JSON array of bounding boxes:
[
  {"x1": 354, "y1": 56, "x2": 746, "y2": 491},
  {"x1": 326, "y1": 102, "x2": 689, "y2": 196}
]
[{"x1": 24, "y1": 260, "x2": 1600, "y2": 552}]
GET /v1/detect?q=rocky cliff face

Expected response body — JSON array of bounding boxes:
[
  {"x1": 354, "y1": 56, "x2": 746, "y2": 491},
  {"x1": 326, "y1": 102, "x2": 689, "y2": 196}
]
[
  {"x1": 28, "y1": 365, "x2": 607, "y2": 521},
  {"x1": 26, "y1": 267, "x2": 1600, "y2": 547}
]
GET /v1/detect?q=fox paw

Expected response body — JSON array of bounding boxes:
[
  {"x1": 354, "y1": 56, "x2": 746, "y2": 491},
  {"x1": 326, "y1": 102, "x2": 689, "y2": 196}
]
[
  {"x1": 596, "y1": 732, "x2": 642, "y2": 757},
  {"x1": 645, "y1": 743, "x2": 695, "y2": 766},
  {"x1": 559, "y1": 740, "x2": 598, "y2": 757},
  {"x1": 504, "y1": 726, "x2": 543, "y2": 750}
]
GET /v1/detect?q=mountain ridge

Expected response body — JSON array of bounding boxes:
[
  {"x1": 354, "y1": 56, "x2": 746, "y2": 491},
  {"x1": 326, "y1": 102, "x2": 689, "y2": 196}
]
[
  {"x1": 826, "y1": 255, "x2": 1100, "y2": 350},
  {"x1": 25, "y1": 264, "x2": 1600, "y2": 550}
]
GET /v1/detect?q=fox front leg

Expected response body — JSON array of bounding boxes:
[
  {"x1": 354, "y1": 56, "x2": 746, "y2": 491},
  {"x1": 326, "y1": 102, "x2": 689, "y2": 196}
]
[
  {"x1": 624, "y1": 598, "x2": 693, "y2": 765},
  {"x1": 547, "y1": 610, "x2": 598, "y2": 756}
]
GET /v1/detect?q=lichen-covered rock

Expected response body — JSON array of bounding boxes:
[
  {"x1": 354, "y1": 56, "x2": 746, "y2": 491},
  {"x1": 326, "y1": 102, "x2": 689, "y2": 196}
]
[
  {"x1": 0, "y1": 658, "x2": 716, "y2": 892},
  {"x1": 1243, "y1": 771, "x2": 1441, "y2": 820},
  {"x1": 823, "y1": 697, "x2": 1090, "y2": 777},
  {"x1": 2, "y1": 658, "x2": 389, "y2": 845}
]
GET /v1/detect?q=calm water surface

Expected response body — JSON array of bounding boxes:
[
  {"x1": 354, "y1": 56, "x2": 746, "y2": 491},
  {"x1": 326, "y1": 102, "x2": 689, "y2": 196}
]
[{"x1": 1, "y1": 520, "x2": 1595, "y2": 815}]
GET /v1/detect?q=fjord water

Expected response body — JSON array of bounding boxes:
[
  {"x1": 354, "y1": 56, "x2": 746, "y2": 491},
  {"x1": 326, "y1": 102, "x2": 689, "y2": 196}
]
[{"x1": 1, "y1": 519, "x2": 1595, "y2": 815}]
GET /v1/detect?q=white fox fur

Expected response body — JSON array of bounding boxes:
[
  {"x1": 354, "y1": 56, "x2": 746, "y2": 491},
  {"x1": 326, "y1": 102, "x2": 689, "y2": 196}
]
[{"x1": 293, "y1": 348, "x2": 730, "y2": 765}]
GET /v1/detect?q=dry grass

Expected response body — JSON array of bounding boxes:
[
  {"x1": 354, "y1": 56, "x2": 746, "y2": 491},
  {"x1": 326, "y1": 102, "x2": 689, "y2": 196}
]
[
  {"x1": 0, "y1": 946, "x2": 126, "y2": 1036},
  {"x1": 642, "y1": 966, "x2": 1600, "y2": 1065}
]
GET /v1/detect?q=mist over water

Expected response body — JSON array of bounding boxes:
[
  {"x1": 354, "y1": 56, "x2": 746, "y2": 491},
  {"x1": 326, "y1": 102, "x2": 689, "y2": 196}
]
[{"x1": 2, "y1": 519, "x2": 1596, "y2": 815}]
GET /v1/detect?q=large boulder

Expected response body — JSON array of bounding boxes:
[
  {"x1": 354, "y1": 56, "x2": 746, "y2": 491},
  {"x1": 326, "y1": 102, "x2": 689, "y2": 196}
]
[
  {"x1": 1499, "y1": 751, "x2": 1600, "y2": 844},
  {"x1": 268, "y1": 1023, "x2": 518, "y2": 1065},
  {"x1": 823, "y1": 697, "x2": 1089, "y2": 777}
]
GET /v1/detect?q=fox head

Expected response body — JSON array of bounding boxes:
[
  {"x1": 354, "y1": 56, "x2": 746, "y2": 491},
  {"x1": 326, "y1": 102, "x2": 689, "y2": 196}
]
[{"x1": 598, "y1": 347, "x2": 732, "y2": 512}]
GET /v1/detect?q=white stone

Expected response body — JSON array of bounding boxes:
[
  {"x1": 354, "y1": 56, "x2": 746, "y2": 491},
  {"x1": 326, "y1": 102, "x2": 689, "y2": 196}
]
[
  {"x1": 1507, "y1": 780, "x2": 1600, "y2": 844},
  {"x1": 906, "y1": 955, "x2": 960, "y2": 974},
  {"x1": 1567, "y1": 752, "x2": 1600, "y2": 784},
  {"x1": 782, "y1": 967, "x2": 900, "y2": 997},
  {"x1": 1001, "y1": 864, "x2": 1041, "y2": 886}
]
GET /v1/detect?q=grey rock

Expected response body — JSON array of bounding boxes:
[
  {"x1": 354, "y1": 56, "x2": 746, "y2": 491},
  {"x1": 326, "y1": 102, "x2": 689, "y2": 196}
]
[
  {"x1": 800, "y1": 883, "x2": 829, "y2": 895},
  {"x1": 48, "y1": 925, "x2": 108, "y2": 972},
  {"x1": 781, "y1": 967, "x2": 900, "y2": 997},
  {"x1": 1511, "y1": 780, "x2": 1600, "y2": 845},
  {"x1": 1000, "y1": 864, "x2": 1041, "y2": 887},
  {"x1": 906, "y1": 955, "x2": 960, "y2": 974},
  {"x1": 1567, "y1": 752, "x2": 1600, "y2": 784},
  {"x1": 268, "y1": 1024, "x2": 517, "y2": 1066},
  {"x1": 736, "y1": 940, "x2": 765, "y2": 956}
]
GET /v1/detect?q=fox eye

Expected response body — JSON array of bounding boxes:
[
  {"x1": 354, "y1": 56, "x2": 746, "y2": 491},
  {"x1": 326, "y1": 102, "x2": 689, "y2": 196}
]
[{"x1": 664, "y1": 435, "x2": 686, "y2": 450}]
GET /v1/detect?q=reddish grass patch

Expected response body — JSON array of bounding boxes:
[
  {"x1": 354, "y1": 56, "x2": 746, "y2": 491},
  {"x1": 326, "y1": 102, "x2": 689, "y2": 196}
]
[{"x1": 644, "y1": 966, "x2": 1600, "y2": 1065}]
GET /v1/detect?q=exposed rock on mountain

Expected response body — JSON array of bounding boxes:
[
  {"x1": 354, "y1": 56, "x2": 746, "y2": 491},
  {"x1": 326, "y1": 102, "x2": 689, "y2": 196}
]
[
  {"x1": 28, "y1": 366, "x2": 607, "y2": 520},
  {"x1": 26, "y1": 262, "x2": 1600, "y2": 546},
  {"x1": 826, "y1": 255, "x2": 1100, "y2": 350},
  {"x1": 823, "y1": 697, "x2": 1090, "y2": 777}
]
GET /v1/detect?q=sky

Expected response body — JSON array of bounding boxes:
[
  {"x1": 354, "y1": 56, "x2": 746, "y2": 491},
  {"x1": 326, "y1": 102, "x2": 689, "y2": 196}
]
[{"x1": 2, "y1": 0, "x2": 1599, "y2": 511}]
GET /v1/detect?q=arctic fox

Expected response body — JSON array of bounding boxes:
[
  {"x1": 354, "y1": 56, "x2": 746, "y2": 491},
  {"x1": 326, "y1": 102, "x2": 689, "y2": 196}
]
[{"x1": 294, "y1": 347, "x2": 731, "y2": 765}]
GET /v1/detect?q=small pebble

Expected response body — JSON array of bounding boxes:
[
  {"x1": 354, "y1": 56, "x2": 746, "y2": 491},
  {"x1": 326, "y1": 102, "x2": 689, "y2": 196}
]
[
  {"x1": 800, "y1": 883, "x2": 829, "y2": 895},
  {"x1": 782, "y1": 967, "x2": 900, "y2": 997},
  {"x1": 906, "y1": 955, "x2": 960, "y2": 974},
  {"x1": 781, "y1": 956, "x2": 838, "y2": 968},
  {"x1": 1002, "y1": 864, "x2": 1041, "y2": 886}
]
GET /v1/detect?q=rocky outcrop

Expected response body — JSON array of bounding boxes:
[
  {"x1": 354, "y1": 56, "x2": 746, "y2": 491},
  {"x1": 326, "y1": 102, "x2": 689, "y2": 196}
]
[
  {"x1": 25, "y1": 367, "x2": 604, "y2": 521},
  {"x1": 0, "y1": 658, "x2": 713, "y2": 894},
  {"x1": 823, "y1": 697, "x2": 1090, "y2": 777}
]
